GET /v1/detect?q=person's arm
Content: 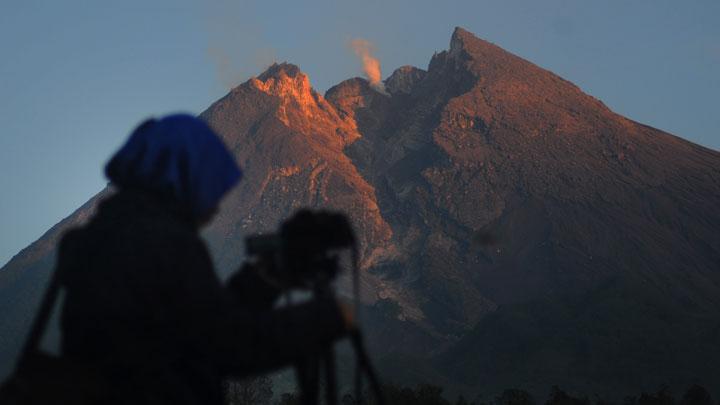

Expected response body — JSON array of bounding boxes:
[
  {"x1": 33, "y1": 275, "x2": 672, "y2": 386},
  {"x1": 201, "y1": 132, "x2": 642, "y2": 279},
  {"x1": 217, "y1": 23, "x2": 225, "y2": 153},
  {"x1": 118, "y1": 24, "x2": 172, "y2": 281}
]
[
  {"x1": 165, "y1": 232, "x2": 347, "y2": 377},
  {"x1": 225, "y1": 260, "x2": 283, "y2": 311}
]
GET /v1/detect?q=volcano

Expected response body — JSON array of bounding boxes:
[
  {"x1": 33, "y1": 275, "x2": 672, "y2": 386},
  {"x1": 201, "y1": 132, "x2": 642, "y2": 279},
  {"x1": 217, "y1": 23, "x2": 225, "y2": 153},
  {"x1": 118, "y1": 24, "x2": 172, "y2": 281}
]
[{"x1": 2, "y1": 27, "x2": 719, "y2": 397}]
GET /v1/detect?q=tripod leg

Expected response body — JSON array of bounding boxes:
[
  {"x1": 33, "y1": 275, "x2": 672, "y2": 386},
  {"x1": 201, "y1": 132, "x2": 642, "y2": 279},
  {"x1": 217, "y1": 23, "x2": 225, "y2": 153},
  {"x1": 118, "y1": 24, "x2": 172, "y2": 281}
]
[
  {"x1": 295, "y1": 357, "x2": 319, "y2": 405},
  {"x1": 351, "y1": 331, "x2": 385, "y2": 405},
  {"x1": 324, "y1": 348, "x2": 338, "y2": 405}
]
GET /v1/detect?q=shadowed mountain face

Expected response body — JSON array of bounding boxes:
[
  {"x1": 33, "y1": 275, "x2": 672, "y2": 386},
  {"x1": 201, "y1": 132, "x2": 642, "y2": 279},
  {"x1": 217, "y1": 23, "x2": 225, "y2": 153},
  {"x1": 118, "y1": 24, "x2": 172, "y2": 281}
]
[{"x1": 1, "y1": 27, "x2": 719, "y2": 397}]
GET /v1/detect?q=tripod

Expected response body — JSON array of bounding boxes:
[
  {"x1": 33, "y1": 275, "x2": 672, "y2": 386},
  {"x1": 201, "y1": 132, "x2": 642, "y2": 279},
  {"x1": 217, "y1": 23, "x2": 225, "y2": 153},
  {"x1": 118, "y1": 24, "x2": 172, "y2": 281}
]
[
  {"x1": 245, "y1": 210, "x2": 387, "y2": 405},
  {"x1": 294, "y1": 249, "x2": 385, "y2": 405}
]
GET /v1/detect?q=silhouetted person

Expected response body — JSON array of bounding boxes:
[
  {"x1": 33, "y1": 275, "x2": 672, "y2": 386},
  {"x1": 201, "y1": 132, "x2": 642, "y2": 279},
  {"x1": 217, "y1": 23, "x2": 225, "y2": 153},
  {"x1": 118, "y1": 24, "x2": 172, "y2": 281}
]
[{"x1": 57, "y1": 115, "x2": 349, "y2": 404}]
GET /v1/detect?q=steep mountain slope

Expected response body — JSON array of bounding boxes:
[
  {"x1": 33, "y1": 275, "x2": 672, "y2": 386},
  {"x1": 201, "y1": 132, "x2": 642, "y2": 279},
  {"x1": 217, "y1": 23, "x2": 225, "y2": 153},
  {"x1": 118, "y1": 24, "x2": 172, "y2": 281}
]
[{"x1": 1, "y1": 27, "x2": 719, "y2": 397}]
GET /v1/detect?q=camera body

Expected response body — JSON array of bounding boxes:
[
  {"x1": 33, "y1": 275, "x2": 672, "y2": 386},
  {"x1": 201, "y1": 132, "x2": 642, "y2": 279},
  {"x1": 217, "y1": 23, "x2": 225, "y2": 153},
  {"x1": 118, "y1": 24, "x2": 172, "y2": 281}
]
[{"x1": 245, "y1": 210, "x2": 355, "y2": 289}]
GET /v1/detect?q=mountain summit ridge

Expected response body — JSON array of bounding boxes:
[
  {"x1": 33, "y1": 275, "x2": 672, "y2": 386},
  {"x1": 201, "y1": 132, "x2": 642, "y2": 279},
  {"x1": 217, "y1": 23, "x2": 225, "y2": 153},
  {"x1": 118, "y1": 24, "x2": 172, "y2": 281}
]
[{"x1": 1, "y1": 27, "x2": 719, "y2": 397}]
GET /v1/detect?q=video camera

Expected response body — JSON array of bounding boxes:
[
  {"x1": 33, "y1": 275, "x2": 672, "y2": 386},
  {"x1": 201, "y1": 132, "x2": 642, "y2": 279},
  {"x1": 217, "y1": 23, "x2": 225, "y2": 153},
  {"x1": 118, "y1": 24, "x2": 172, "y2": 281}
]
[{"x1": 245, "y1": 209, "x2": 356, "y2": 290}]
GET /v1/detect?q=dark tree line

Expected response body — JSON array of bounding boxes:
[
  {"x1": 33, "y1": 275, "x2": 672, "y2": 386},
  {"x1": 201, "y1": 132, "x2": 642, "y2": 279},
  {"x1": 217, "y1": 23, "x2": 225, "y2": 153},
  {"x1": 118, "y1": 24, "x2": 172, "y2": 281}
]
[
  {"x1": 225, "y1": 378, "x2": 716, "y2": 405},
  {"x1": 491, "y1": 384, "x2": 715, "y2": 405},
  {"x1": 224, "y1": 376, "x2": 273, "y2": 405}
]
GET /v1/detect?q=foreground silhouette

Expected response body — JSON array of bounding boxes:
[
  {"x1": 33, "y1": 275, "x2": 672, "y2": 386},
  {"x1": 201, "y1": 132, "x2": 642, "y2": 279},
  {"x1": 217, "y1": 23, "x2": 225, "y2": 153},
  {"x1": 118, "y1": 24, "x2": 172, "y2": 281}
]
[
  {"x1": 269, "y1": 382, "x2": 715, "y2": 405},
  {"x1": 2, "y1": 115, "x2": 350, "y2": 405}
]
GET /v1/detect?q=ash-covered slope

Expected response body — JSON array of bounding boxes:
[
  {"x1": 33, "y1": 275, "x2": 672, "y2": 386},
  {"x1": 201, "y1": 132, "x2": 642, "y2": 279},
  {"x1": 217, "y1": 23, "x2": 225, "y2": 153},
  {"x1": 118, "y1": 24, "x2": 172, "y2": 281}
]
[
  {"x1": 298, "y1": 27, "x2": 720, "y2": 395},
  {"x1": 331, "y1": 28, "x2": 720, "y2": 395},
  {"x1": 2, "y1": 27, "x2": 719, "y2": 397}
]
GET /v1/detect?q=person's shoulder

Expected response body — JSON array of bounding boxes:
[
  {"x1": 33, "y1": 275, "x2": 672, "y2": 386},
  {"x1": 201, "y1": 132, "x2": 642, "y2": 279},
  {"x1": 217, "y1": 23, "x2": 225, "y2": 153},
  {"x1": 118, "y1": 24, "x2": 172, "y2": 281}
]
[
  {"x1": 86, "y1": 189, "x2": 209, "y2": 259},
  {"x1": 57, "y1": 226, "x2": 91, "y2": 256}
]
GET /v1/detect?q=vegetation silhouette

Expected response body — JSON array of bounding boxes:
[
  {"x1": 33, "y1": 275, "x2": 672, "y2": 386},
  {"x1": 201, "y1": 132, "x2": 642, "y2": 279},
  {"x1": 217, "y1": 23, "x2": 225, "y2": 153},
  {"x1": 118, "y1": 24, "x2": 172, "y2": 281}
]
[
  {"x1": 260, "y1": 382, "x2": 715, "y2": 405},
  {"x1": 224, "y1": 376, "x2": 273, "y2": 405}
]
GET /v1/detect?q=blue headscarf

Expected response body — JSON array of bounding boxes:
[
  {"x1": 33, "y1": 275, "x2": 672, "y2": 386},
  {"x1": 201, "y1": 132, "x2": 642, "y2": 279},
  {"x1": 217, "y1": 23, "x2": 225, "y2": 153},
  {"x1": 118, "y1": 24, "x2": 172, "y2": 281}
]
[{"x1": 105, "y1": 114, "x2": 242, "y2": 218}]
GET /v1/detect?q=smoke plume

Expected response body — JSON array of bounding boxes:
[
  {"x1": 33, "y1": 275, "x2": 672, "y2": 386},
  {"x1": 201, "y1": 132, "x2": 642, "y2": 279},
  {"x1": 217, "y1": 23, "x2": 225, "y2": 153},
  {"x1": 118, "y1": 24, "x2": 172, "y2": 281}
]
[
  {"x1": 204, "y1": 1, "x2": 276, "y2": 90},
  {"x1": 350, "y1": 39, "x2": 387, "y2": 94}
]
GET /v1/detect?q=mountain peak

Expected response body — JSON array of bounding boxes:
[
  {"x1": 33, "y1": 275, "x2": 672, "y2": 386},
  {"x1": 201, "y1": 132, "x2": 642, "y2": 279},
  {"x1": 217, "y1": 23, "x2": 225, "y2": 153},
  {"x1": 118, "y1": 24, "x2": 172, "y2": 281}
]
[
  {"x1": 325, "y1": 78, "x2": 373, "y2": 102},
  {"x1": 430, "y1": 26, "x2": 611, "y2": 141},
  {"x1": 448, "y1": 26, "x2": 507, "y2": 62},
  {"x1": 450, "y1": 26, "x2": 473, "y2": 50},
  {"x1": 384, "y1": 65, "x2": 427, "y2": 95},
  {"x1": 325, "y1": 77, "x2": 393, "y2": 122},
  {"x1": 257, "y1": 62, "x2": 303, "y2": 80},
  {"x1": 238, "y1": 63, "x2": 361, "y2": 144},
  {"x1": 450, "y1": 26, "x2": 484, "y2": 44},
  {"x1": 250, "y1": 62, "x2": 313, "y2": 101}
]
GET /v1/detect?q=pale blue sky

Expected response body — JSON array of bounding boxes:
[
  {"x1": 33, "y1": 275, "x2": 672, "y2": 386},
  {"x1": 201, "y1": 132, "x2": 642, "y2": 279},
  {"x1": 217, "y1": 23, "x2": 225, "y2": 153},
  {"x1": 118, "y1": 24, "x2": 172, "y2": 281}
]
[{"x1": 1, "y1": 0, "x2": 718, "y2": 266}]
